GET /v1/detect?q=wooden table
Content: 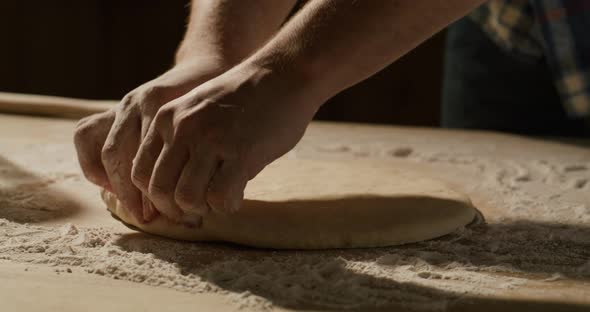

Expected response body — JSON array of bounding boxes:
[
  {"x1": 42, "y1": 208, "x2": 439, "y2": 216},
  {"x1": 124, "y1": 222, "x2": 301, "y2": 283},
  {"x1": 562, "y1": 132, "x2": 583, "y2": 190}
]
[{"x1": 0, "y1": 100, "x2": 589, "y2": 311}]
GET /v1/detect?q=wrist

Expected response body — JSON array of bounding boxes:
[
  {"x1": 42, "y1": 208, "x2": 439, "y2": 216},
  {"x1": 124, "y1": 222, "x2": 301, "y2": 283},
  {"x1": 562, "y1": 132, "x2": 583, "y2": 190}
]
[
  {"x1": 174, "y1": 49, "x2": 232, "y2": 71},
  {"x1": 175, "y1": 38, "x2": 242, "y2": 71},
  {"x1": 240, "y1": 57, "x2": 327, "y2": 112},
  {"x1": 243, "y1": 51, "x2": 333, "y2": 108},
  {"x1": 144, "y1": 56, "x2": 232, "y2": 105}
]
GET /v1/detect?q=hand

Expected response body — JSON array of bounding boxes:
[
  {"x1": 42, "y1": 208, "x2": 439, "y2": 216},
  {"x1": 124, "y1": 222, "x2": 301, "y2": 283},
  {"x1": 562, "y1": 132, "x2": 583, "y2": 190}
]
[
  {"x1": 74, "y1": 58, "x2": 228, "y2": 223},
  {"x1": 130, "y1": 62, "x2": 321, "y2": 222}
]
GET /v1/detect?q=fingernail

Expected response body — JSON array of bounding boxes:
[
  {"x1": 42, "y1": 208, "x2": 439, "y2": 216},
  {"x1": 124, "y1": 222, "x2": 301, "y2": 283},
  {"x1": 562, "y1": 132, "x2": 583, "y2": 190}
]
[{"x1": 183, "y1": 214, "x2": 202, "y2": 228}]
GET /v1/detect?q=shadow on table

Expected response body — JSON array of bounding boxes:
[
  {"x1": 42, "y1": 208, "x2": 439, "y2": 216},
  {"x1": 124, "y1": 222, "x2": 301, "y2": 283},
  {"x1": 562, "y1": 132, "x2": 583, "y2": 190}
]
[
  {"x1": 0, "y1": 155, "x2": 81, "y2": 223},
  {"x1": 114, "y1": 217, "x2": 590, "y2": 311}
]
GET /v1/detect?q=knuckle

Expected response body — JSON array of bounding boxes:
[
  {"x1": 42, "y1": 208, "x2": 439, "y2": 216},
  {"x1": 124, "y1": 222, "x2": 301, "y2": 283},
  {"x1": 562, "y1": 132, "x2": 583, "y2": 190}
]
[
  {"x1": 154, "y1": 105, "x2": 174, "y2": 127},
  {"x1": 173, "y1": 113, "x2": 196, "y2": 137},
  {"x1": 142, "y1": 85, "x2": 164, "y2": 100},
  {"x1": 175, "y1": 189, "x2": 196, "y2": 209},
  {"x1": 175, "y1": 111, "x2": 192, "y2": 126},
  {"x1": 74, "y1": 111, "x2": 115, "y2": 147},
  {"x1": 137, "y1": 139, "x2": 159, "y2": 160},
  {"x1": 117, "y1": 95, "x2": 142, "y2": 118},
  {"x1": 77, "y1": 158, "x2": 108, "y2": 187},
  {"x1": 73, "y1": 130, "x2": 90, "y2": 149},
  {"x1": 75, "y1": 115, "x2": 92, "y2": 129},
  {"x1": 137, "y1": 85, "x2": 166, "y2": 114},
  {"x1": 137, "y1": 102, "x2": 156, "y2": 117},
  {"x1": 118, "y1": 94, "x2": 135, "y2": 112},
  {"x1": 130, "y1": 167, "x2": 150, "y2": 189},
  {"x1": 100, "y1": 143, "x2": 118, "y2": 164},
  {"x1": 75, "y1": 145, "x2": 99, "y2": 168},
  {"x1": 73, "y1": 121, "x2": 94, "y2": 143},
  {"x1": 148, "y1": 182, "x2": 172, "y2": 200},
  {"x1": 82, "y1": 169, "x2": 103, "y2": 186},
  {"x1": 78, "y1": 160, "x2": 98, "y2": 179}
]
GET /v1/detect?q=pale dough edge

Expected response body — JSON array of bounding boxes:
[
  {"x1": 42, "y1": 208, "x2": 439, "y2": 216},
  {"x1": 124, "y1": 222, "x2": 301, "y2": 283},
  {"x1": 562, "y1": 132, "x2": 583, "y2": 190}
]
[{"x1": 102, "y1": 189, "x2": 476, "y2": 249}]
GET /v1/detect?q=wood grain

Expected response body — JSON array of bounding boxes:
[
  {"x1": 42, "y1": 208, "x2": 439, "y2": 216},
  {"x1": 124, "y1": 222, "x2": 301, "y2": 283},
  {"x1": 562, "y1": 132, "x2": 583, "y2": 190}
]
[{"x1": 0, "y1": 92, "x2": 114, "y2": 119}]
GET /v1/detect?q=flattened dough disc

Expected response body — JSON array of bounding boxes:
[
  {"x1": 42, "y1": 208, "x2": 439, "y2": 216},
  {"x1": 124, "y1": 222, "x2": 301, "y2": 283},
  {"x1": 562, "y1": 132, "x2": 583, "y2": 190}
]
[{"x1": 103, "y1": 158, "x2": 476, "y2": 249}]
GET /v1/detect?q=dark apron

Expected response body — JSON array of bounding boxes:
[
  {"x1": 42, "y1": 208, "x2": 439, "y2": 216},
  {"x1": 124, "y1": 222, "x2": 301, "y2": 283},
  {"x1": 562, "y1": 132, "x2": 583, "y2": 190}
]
[{"x1": 441, "y1": 18, "x2": 589, "y2": 137}]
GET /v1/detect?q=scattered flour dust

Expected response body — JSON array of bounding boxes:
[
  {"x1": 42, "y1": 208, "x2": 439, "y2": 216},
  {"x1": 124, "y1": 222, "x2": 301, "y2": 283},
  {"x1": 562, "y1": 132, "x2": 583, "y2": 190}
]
[
  {"x1": 1, "y1": 145, "x2": 590, "y2": 311},
  {"x1": 1, "y1": 216, "x2": 589, "y2": 311}
]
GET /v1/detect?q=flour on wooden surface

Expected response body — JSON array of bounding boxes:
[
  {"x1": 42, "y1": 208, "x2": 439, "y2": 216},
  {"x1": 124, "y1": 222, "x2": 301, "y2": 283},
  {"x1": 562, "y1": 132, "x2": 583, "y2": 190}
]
[{"x1": 1, "y1": 144, "x2": 589, "y2": 311}]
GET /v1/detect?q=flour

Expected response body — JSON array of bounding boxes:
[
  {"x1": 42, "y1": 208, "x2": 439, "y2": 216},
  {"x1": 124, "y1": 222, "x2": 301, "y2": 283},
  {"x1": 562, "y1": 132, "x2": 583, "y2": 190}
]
[
  {"x1": 2, "y1": 180, "x2": 589, "y2": 312},
  {"x1": 1, "y1": 136, "x2": 590, "y2": 310},
  {"x1": 1, "y1": 210, "x2": 587, "y2": 310}
]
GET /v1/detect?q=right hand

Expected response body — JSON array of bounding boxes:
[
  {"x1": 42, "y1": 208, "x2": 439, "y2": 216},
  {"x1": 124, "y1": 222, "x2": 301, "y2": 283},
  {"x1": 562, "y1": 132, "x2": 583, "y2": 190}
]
[{"x1": 74, "y1": 58, "x2": 229, "y2": 224}]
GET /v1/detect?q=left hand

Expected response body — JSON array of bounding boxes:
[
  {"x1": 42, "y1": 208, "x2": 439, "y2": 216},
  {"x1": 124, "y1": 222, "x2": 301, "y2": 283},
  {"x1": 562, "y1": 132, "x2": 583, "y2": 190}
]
[
  {"x1": 74, "y1": 58, "x2": 229, "y2": 223},
  {"x1": 130, "y1": 62, "x2": 322, "y2": 223}
]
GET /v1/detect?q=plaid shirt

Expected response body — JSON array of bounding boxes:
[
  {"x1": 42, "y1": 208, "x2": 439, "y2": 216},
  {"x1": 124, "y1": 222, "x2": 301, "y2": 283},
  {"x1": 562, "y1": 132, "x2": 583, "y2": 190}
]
[{"x1": 471, "y1": 0, "x2": 590, "y2": 118}]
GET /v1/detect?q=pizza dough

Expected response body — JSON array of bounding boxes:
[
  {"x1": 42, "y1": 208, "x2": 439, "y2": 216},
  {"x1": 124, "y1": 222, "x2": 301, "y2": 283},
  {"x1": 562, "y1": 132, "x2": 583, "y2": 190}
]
[{"x1": 103, "y1": 158, "x2": 476, "y2": 249}]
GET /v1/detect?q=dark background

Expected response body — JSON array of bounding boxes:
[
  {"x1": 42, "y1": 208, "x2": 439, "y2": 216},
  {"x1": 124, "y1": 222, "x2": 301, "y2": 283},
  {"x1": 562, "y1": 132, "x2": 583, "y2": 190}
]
[{"x1": 0, "y1": 1, "x2": 446, "y2": 126}]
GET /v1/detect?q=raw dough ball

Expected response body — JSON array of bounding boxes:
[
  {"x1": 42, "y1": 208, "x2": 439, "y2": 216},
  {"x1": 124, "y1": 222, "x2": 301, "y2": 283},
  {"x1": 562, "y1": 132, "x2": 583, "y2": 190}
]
[{"x1": 103, "y1": 158, "x2": 476, "y2": 249}]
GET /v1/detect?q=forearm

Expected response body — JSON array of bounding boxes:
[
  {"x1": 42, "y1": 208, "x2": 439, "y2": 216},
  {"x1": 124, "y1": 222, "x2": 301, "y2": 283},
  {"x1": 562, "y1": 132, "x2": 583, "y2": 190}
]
[
  {"x1": 175, "y1": 0, "x2": 299, "y2": 66},
  {"x1": 247, "y1": 0, "x2": 486, "y2": 101}
]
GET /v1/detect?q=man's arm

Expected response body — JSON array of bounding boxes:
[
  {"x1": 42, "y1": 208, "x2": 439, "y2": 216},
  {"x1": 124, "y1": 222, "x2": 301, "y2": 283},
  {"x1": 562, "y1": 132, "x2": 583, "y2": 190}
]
[
  {"x1": 175, "y1": 0, "x2": 299, "y2": 66},
  {"x1": 248, "y1": 0, "x2": 486, "y2": 101},
  {"x1": 129, "y1": 0, "x2": 488, "y2": 219}
]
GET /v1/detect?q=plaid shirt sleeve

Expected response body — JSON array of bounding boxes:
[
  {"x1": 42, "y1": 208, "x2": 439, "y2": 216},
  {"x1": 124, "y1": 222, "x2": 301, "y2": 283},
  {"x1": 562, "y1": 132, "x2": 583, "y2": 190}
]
[{"x1": 470, "y1": 0, "x2": 590, "y2": 118}]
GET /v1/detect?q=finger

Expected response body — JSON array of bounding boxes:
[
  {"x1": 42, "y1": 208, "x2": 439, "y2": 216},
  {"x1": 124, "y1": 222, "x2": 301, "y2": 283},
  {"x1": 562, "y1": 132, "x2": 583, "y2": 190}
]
[
  {"x1": 207, "y1": 160, "x2": 248, "y2": 213},
  {"x1": 182, "y1": 214, "x2": 203, "y2": 229},
  {"x1": 147, "y1": 143, "x2": 189, "y2": 221},
  {"x1": 131, "y1": 129, "x2": 163, "y2": 194},
  {"x1": 142, "y1": 195, "x2": 159, "y2": 222},
  {"x1": 101, "y1": 111, "x2": 144, "y2": 223},
  {"x1": 73, "y1": 111, "x2": 115, "y2": 191},
  {"x1": 136, "y1": 111, "x2": 159, "y2": 223},
  {"x1": 140, "y1": 113, "x2": 154, "y2": 138},
  {"x1": 174, "y1": 149, "x2": 218, "y2": 216}
]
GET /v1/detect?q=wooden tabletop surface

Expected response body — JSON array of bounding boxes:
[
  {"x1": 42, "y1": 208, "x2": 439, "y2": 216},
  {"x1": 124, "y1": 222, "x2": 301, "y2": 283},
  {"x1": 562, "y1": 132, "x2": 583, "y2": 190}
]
[{"x1": 0, "y1": 102, "x2": 589, "y2": 311}]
